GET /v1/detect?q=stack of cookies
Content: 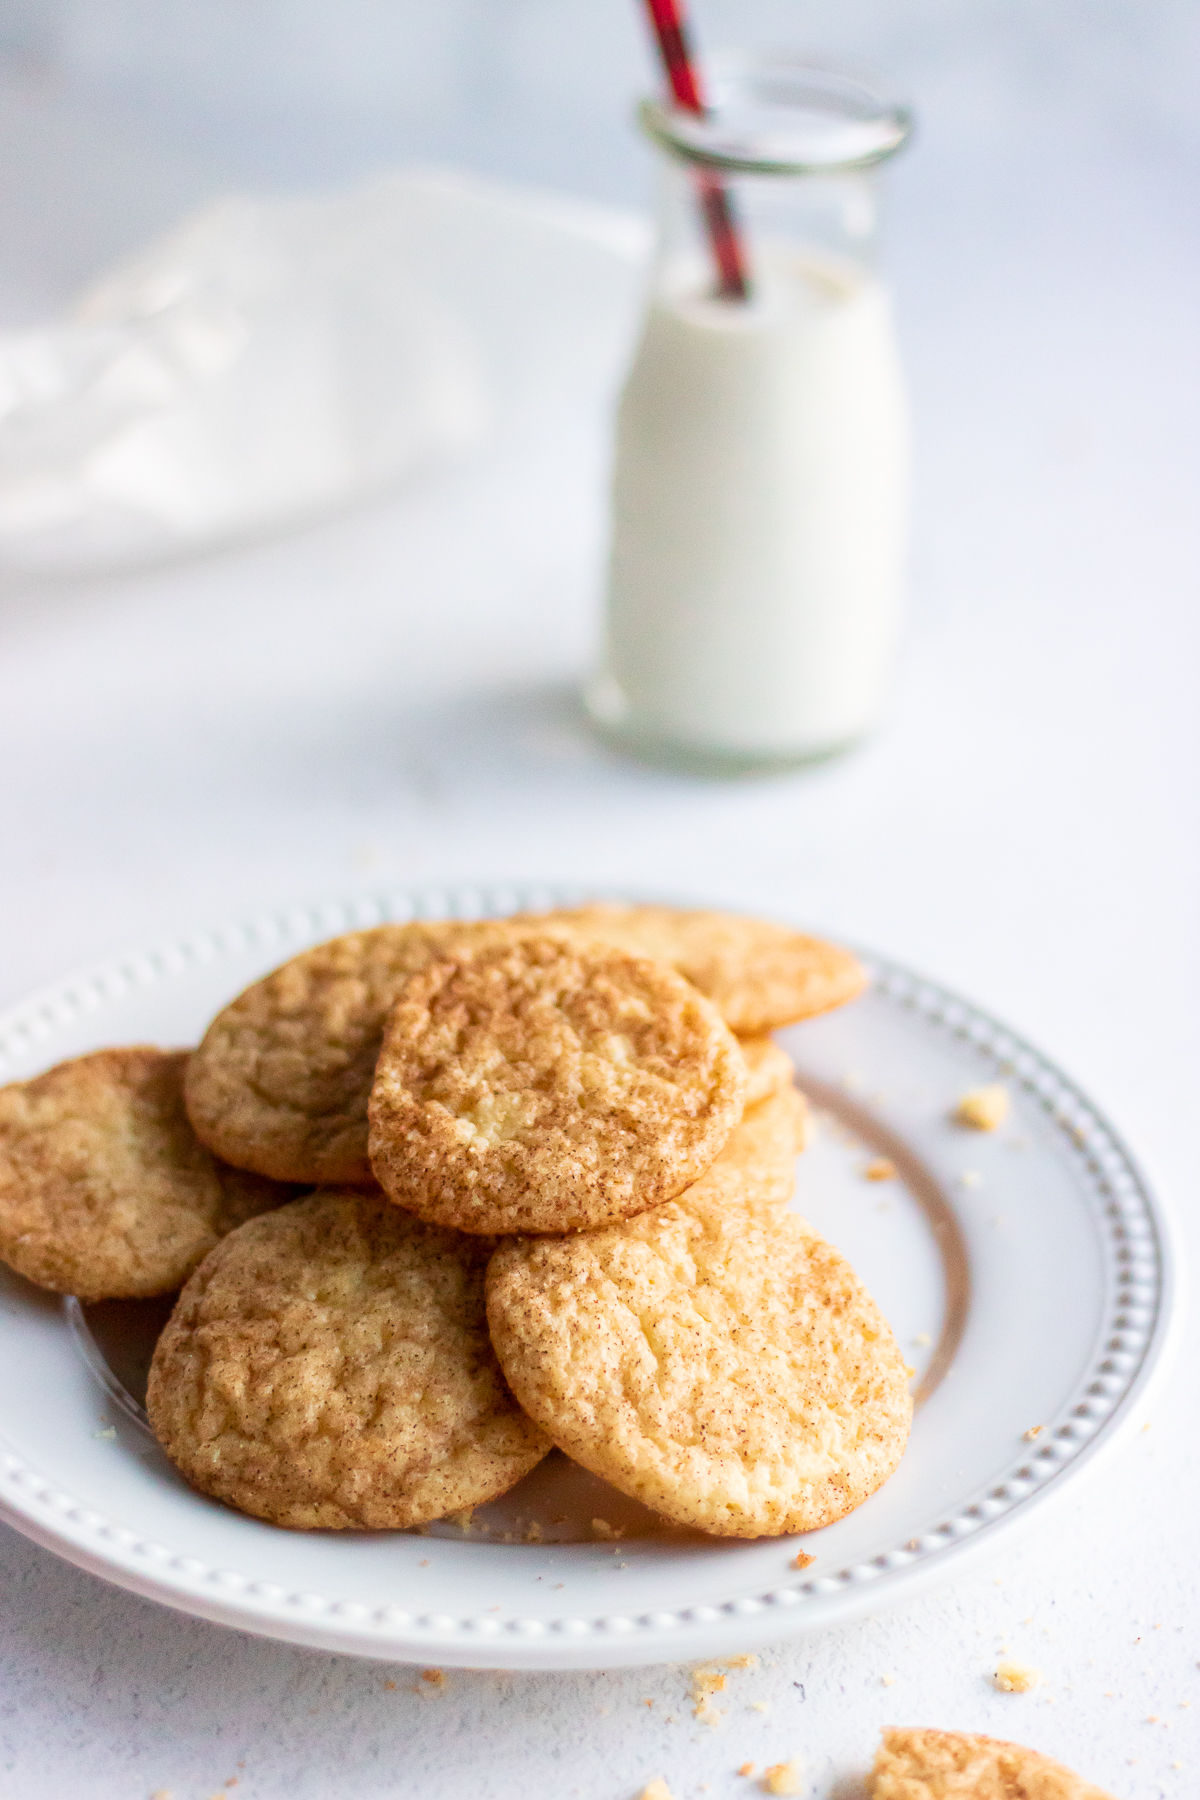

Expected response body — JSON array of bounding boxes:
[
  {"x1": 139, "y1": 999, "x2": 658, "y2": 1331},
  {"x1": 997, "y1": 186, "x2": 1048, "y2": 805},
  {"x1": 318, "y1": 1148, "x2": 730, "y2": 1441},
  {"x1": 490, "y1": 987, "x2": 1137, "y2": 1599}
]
[{"x1": 0, "y1": 904, "x2": 913, "y2": 1541}]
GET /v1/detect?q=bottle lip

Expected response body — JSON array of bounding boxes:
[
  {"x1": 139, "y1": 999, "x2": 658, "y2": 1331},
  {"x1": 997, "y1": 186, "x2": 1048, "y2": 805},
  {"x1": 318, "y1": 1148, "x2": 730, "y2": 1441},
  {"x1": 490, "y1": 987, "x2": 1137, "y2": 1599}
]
[{"x1": 639, "y1": 52, "x2": 913, "y2": 176}]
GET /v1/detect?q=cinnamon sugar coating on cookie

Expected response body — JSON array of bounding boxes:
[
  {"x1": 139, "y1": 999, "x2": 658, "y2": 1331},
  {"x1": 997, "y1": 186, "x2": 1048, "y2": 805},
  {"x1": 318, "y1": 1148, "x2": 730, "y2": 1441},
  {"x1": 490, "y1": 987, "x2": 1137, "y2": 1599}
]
[
  {"x1": 368, "y1": 935, "x2": 746, "y2": 1235},
  {"x1": 486, "y1": 1204, "x2": 911, "y2": 1536},
  {"x1": 184, "y1": 920, "x2": 519, "y2": 1185},
  {"x1": 0, "y1": 1048, "x2": 291, "y2": 1300},
  {"x1": 147, "y1": 1187, "x2": 548, "y2": 1530},
  {"x1": 870, "y1": 1728, "x2": 1114, "y2": 1799},
  {"x1": 514, "y1": 903, "x2": 866, "y2": 1034}
]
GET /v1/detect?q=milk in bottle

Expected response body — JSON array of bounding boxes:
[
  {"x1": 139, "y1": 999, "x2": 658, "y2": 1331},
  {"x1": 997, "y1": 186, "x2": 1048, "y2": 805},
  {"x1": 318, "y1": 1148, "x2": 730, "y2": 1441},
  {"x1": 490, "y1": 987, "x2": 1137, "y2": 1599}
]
[{"x1": 588, "y1": 59, "x2": 913, "y2": 771}]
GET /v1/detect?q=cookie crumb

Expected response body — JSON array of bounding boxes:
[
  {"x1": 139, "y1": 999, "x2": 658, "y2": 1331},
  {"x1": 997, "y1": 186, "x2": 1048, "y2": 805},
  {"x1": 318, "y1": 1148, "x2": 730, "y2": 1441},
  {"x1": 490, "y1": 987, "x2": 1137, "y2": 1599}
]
[
  {"x1": 725, "y1": 1654, "x2": 759, "y2": 1670},
  {"x1": 738, "y1": 1764, "x2": 756, "y2": 1778},
  {"x1": 912, "y1": 1332, "x2": 932, "y2": 1348},
  {"x1": 750, "y1": 1701, "x2": 770, "y2": 1714},
  {"x1": 761, "y1": 1758, "x2": 804, "y2": 1795},
  {"x1": 960, "y1": 1169, "x2": 983, "y2": 1188},
  {"x1": 639, "y1": 1781, "x2": 675, "y2": 1800},
  {"x1": 382, "y1": 1679, "x2": 396, "y2": 1691},
  {"x1": 592, "y1": 1517, "x2": 623, "y2": 1540},
  {"x1": 421, "y1": 1667, "x2": 446, "y2": 1687},
  {"x1": 863, "y1": 1158, "x2": 896, "y2": 1182},
  {"x1": 994, "y1": 1660, "x2": 1040, "y2": 1693},
  {"x1": 881, "y1": 1673, "x2": 895, "y2": 1687},
  {"x1": 691, "y1": 1666, "x2": 727, "y2": 1725},
  {"x1": 790, "y1": 1551, "x2": 815, "y2": 1570},
  {"x1": 447, "y1": 1507, "x2": 475, "y2": 1533},
  {"x1": 1023, "y1": 1425, "x2": 1044, "y2": 1441},
  {"x1": 956, "y1": 1085, "x2": 1010, "y2": 1131}
]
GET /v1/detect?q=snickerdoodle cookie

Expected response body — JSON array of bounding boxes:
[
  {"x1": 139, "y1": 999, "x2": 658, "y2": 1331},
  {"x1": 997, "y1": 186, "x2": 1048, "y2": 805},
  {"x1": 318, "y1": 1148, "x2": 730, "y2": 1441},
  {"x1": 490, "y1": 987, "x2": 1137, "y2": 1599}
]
[
  {"x1": 184, "y1": 920, "x2": 518, "y2": 1186},
  {"x1": 0, "y1": 1048, "x2": 292, "y2": 1301},
  {"x1": 147, "y1": 1186, "x2": 549, "y2": 1529},
  {"x1": 486, "y1": 1204, "x2": 911, "y2": 1537},
  {"x1": 739, "y1": 1035, "x2": 795, "y2": 1107},
  {"x1": 514, "y1": 903, "x2": 866, "y2": 1034},
  {"x1": 870, "y1": 1729, "x2": 1114, "y2": 1800},
  {"x1": 368, "y1": 934, "x2": 746, "y2": 1235},
  {"x1": 679, "y1": 1083, "x2": 808, "y2": 1222}
]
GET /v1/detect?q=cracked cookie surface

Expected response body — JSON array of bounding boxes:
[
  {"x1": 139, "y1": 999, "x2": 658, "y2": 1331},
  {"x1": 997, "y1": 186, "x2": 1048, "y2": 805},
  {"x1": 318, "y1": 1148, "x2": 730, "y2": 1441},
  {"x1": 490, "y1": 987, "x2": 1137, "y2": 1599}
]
[
  {"x1": 184, "y1": 920, "x2": 519, "y2": 1185},
  {"x1": 514, "y1": 903, "x2": 866, "y2": 1034},
  {"x1": 487, "y1": 1204, "x2": 911, "y2": 1537},
  {"x1": 870, "y1": 1729, "x2": 1114, "y2": 1800},
  {"x1": 147, "y1": 1186, "x2": 549, "y2": 1529},
  {"x1": 0, "y1": 1048, "x2": 291, "y2": 1300},
  {"x1": 368, "y1": 934, "x2": 745, "y2": 1235}
]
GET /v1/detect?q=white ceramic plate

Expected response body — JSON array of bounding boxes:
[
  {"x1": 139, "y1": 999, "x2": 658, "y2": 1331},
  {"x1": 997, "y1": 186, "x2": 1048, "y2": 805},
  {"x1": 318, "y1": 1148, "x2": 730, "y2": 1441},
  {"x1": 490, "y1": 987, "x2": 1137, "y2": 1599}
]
[{"x1": 0, "y1": 885, "x2": 1174, "y2": 1669}]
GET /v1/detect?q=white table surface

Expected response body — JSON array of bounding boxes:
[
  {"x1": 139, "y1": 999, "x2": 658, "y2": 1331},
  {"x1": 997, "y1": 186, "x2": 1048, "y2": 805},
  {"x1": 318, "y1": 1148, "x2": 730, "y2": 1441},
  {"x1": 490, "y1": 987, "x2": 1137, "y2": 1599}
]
[{"x1": 0, "y1": 17, "x2": 1197, "y2": 1798}]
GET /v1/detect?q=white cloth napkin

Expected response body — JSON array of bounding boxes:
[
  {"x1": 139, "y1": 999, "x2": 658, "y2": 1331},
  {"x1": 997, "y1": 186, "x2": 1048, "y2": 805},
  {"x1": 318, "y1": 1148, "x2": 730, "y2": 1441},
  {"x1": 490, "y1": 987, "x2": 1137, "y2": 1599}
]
[{"x1": 0, "y1": 168, "x2": 646, "y2": 576}]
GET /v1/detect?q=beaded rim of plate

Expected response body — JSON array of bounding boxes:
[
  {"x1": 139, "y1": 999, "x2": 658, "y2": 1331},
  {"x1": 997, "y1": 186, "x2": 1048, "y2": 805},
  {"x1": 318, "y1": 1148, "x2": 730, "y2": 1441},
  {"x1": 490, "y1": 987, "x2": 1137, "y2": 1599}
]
[{"x1": 0, "y1": 884, "x2": 1174, "y2": 1658}]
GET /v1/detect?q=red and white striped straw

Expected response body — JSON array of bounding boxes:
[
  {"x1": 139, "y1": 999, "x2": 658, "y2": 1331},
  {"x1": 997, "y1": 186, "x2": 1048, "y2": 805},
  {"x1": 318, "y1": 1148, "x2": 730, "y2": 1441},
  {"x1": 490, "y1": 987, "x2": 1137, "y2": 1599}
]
[{"x1": 641, "y1": 0, "x2": 750, "y2": 299}]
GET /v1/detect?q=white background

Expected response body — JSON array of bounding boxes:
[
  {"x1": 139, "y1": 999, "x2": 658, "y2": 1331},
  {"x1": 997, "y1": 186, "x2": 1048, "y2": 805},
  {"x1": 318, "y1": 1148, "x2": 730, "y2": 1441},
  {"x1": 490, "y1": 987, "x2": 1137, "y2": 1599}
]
[{"x1": 0, "y1": 3, "x2": 1197, "y2": 1796}]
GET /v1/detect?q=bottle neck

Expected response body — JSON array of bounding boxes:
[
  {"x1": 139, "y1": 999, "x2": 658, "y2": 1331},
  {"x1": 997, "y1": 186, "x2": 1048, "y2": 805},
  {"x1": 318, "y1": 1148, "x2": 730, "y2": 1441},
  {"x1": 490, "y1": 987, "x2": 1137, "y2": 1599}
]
[{"x1": 649, "y1": 155, "x2": 884, "y2": 306}]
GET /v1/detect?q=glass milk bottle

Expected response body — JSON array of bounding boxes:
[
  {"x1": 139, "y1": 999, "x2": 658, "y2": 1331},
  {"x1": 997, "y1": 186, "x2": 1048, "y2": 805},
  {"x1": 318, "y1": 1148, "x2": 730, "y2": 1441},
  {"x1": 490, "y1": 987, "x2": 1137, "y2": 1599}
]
[{"x1": 588, "y1": 56, "x2": 913, "y2": 771}]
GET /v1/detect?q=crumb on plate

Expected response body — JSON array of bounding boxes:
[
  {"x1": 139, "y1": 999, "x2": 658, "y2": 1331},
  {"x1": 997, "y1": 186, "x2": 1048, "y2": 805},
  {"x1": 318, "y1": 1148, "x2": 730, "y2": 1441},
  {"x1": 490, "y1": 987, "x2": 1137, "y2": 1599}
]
[{"x1": 955, "y1": 1084, "x2": 1010, "y2": 1131}]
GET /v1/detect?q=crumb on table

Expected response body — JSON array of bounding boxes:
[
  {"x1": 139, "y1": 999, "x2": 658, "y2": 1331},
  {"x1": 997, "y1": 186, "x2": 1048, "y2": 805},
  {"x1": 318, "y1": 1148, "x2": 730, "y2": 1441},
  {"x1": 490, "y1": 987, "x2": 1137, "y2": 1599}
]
[
  {"x1": 691, "y1": 1666, "x2": 727, "y2": 1725},
  {"x1": 994, "y1": 1660, "x2": 1041, "y2": 1693},
  {"x1": 790, "y1": 1551, "x2": 815, "y2": 1571},
  {"x1": 955, "y1": 1084, "x2": 1010, "y2": 1131},
  {"x1": 863, "y1": 1157, "x2": 897, "y2": 1182},
  {"x1": 639, "y1": 1780, "x2": 675, "y2": 1800},
  {"x1": 760, "y1": 1758, "x2": 804, "y2": 1795}
]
